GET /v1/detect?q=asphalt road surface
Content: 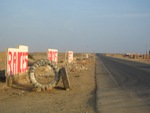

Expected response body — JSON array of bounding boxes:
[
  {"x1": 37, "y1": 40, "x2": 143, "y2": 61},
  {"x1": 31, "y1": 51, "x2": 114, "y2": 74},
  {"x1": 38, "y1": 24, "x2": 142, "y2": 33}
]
[{"x1": 96, "y1": 54, "x2": 150, "y2": 113}]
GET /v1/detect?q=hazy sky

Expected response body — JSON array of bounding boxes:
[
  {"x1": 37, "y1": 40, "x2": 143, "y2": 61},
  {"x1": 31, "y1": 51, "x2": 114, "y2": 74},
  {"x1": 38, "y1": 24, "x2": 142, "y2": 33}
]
[{"x1": 0, "y1": 0, "x2": 150, "y2": 53}]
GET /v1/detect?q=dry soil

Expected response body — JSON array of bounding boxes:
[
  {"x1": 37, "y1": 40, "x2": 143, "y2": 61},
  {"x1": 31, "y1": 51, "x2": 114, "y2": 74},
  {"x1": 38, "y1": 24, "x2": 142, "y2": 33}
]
[{"x1": 0, "y1": 52, "x2": 96, "y2": 113}]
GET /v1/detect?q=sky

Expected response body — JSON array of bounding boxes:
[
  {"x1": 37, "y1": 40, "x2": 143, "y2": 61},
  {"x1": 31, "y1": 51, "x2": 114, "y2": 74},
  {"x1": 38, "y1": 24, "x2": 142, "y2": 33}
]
[{"x1": 0, "y1": 0, "x2": 150, "y2": 53}]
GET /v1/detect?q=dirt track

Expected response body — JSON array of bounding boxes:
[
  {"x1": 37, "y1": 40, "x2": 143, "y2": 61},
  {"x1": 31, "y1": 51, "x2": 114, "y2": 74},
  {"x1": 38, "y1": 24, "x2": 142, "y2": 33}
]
[{"x1": 0, "y1": 53, "x2": 96, "y2": 113}]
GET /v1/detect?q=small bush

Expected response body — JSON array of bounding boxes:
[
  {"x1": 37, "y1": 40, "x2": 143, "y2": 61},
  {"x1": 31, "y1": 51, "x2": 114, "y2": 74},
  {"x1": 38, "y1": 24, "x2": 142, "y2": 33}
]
[{"x1": 28, "y1": 54, "x2": 34, "y2": 59}]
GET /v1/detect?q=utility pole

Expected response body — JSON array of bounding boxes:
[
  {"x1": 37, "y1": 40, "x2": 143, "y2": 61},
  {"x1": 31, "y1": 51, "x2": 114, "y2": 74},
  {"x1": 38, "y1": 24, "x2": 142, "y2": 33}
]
[{"x1": 146, "y1": 44, "x2": 147, "y2": 59}]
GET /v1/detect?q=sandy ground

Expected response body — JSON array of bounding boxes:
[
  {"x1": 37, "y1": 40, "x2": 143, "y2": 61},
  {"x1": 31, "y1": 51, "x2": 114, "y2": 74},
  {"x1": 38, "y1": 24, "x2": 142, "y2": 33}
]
[{"x1": 0, "y1": 52, "x2": 96, "y2": 113}]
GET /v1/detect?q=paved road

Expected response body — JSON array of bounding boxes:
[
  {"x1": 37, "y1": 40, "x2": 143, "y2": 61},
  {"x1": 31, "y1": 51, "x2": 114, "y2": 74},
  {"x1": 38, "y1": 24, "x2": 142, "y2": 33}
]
[{"x1": 96, "y1": 54, "x2": 150, "y2": 113}]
